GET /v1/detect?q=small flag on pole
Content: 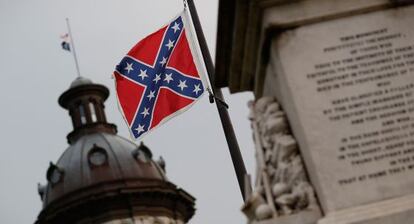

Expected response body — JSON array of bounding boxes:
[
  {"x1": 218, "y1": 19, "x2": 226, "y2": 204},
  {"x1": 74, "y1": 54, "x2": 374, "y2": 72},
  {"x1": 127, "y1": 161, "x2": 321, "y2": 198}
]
[
  {"x1": 60, "y1": 33, "x2": 71, "y2": 51},
  {"x1": 113, "y1": 11, "x2": 207, "y2": 139}
]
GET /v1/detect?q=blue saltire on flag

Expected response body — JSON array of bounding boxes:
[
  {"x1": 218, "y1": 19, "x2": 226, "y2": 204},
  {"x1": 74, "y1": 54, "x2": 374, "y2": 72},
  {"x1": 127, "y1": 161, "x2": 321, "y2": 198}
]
[{"x1": 113, "y1": 11, "x2": 207, "y2": 140}]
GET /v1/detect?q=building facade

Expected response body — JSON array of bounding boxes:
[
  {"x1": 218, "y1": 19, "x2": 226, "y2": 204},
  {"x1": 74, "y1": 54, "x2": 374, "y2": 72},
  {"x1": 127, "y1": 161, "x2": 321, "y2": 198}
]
[{"x1": 36, "y1": 77, "x2": 195, "y2": 224}]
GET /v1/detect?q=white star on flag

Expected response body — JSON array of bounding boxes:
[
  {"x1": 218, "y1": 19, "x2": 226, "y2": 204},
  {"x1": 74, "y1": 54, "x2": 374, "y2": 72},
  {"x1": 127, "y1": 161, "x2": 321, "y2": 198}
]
[
  {"x1": 193, "y1": 84, "x2": 202, "y2": 95},
  {"x1": 171, "y1": 22, "x2": 180, "y2": 33},
  {"x1": 159, "y1": 57, "x2": 167, "y2": 66},
  {"x1": 147, "y1": 91, "x2": 155, "y2": 101},
  {"x1": 164, "y1": 73, "x2": 173, "y2": 83},
  {"x1": 178, "y1": 80, "x2": 188, "y2": 91},
  {"x1": 125, "y1": 63, "x2": 134, "y2": 74},
  {"x1": 141, "y1": 107, "x2": 150, "y2": 118},
  {"x1": 138, "y1": 69, "x2": 148, "y2": 80},
  {"x1": 135, "y1": 124, "x2": 145, "y2": 134},
  {"x1": 165, "y1": 39, "x2": 175, "y2": 50},
  {"x1": 153, "y1": 74, "x2": 161, "y2": 84}
]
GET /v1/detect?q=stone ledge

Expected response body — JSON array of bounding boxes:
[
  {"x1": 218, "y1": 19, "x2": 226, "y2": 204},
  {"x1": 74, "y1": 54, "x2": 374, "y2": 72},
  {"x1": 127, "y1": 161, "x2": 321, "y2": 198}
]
[
  {"x1": 251, "y1": 210, "x2": 321, "y2": 224},
  {"x1": 318, "y1": 194, "x2": 414, "y2": 224}
]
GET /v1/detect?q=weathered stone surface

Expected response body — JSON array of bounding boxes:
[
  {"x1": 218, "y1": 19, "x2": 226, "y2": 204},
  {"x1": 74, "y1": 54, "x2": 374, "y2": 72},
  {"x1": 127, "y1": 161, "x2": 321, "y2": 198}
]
[
  {"x1": 244, "y1": 192, "x2": 267, "y2": 220},
  {"x1": 268, "y1": 4, "x2": 414, "y2": 214},
  {"x1": 256, "y1": 204, "x2": 274, "y2": 220},
  {"x1": 318, "y1": 194, "x2": 414, "y2": 224},
  {"x1": 243, "y1": 97, "x2": 321, "y2": 223},
  {"x1": 251, "y1": 210, "x2": 322, "y2": 224}
]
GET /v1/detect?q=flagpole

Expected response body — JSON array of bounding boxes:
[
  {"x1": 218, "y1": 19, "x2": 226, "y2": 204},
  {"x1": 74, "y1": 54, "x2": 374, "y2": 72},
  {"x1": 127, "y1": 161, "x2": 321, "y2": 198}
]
[
  {"x1": 65, "y1": 18, "x2": 81, "y2": 78},
  {"x1": 184, "y1": 0, "x2": 249, "y2": 201}
]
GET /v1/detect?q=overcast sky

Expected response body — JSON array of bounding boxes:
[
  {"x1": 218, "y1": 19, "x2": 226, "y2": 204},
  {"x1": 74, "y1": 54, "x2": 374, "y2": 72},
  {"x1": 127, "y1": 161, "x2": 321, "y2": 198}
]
[{"x1": 0, "y1": 0, "x2": 255, "y2": 223}]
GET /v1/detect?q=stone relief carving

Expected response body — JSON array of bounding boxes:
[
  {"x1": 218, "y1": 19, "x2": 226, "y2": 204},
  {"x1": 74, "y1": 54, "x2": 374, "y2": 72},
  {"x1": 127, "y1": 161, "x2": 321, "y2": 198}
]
[{"x1": 243, "y1": 97, "x2": 319, "y2": 222}]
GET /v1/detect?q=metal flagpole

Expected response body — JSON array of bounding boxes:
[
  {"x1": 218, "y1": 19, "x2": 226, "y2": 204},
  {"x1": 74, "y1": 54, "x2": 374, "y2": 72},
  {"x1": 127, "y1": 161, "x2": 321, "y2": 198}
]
[
  {"x1": 65, "y1": 18, "x2": 81, "y2": 78},
  {"x1": 184, "y1": 0, "x2": 249, "y2": 201}
]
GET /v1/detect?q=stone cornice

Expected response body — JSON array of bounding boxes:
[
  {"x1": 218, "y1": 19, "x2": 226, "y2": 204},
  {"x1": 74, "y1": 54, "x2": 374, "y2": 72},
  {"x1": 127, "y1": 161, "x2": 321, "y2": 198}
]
[{"x1": 214, "y1": 0, "x2": 411, "y2": 95}]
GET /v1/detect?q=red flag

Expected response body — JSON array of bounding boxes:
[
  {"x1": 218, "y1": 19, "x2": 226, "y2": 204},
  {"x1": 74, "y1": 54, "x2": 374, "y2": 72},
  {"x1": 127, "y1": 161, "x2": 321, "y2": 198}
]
[{"x1": 114, "y1": 12, "x2": 206, "y2": 139}]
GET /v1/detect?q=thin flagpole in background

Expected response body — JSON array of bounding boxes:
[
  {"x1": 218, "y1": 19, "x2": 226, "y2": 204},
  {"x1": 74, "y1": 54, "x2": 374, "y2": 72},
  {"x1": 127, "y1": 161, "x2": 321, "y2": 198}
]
[
  {"x1": 184, "y1": 0, "x2": 250, "y2": 201},
  {"x1": 65, "y1": 18, "x2": 81, "y2": 78}
]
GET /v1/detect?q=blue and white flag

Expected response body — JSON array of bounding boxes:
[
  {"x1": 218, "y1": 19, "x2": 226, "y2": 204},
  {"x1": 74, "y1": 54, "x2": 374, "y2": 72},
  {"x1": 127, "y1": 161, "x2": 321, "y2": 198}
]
[{"x1": 60, "y1": 33, "x2": 70, "y2": 51}]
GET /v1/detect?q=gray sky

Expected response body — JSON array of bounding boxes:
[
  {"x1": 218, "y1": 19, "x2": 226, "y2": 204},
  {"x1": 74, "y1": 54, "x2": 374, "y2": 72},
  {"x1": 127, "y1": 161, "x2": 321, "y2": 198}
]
[{"x1": 0, "y1": 0, "x2": 255, "y2": 223}]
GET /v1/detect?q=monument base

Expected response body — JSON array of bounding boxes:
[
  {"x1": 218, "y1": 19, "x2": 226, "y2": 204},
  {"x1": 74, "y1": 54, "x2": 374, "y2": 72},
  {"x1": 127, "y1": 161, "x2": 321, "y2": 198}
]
[
  {"x1": 318, "y1": 194, "x2": 414, "y2": 224},
  {"x1": 251, "y1": 210, "x2": 321, "y2": 224}
]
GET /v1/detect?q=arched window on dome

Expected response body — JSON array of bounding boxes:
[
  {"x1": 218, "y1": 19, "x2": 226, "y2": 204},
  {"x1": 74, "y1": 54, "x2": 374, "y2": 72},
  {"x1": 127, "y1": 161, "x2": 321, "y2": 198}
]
[
  {"x1": 88, "y1": 145, "x2": 108, "y2": 168},
  {"x1": 79, "y1": 104, "x2": 87, "y2": 124},
  {"x1": 89, "y1": 102, "x2": 97, "y2": 122}
]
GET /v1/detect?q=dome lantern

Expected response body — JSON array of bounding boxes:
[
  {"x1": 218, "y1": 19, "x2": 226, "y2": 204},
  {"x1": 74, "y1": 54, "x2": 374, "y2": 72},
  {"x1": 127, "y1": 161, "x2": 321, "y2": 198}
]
[{"x1": 58, "y1": 76, "x2": 117, "y2": 144}]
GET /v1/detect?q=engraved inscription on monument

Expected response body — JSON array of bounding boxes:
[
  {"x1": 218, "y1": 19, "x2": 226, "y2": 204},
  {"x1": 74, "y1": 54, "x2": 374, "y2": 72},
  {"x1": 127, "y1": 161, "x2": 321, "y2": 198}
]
[
  {"x1": 275, "y1": 6, "x2": 414, "y2": 211},
  {"x1": 308, "y1": 27, "x2": 414, "y2": 186}
]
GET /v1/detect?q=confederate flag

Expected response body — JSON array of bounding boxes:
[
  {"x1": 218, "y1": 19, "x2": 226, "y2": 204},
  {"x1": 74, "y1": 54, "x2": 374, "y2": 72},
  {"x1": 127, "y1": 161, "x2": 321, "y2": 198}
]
[{"x1": 114, "y1": 12, "x2": 206, "y2": 139}]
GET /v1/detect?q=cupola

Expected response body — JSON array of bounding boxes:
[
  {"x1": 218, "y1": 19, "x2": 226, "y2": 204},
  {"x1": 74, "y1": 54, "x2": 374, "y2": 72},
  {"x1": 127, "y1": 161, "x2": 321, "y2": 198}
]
[
  {"x1": 36, "y1": 77, "x2": 196, "y2": 224},
  {"x1": 58, "y1": 76, "x2": 117, "y2": 144}
]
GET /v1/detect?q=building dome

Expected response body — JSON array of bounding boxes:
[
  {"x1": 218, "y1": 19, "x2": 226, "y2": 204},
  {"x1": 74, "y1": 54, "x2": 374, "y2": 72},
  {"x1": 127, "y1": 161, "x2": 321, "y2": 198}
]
[
  {"x1": 36, "y1": 78, "x2": 195, "y2": 224},
  {"x1": 70, "y1": 76, "x2": 93, "y2": 88},
  {"x1": 41, "y1": 133, "x2": 167, "y2": 206}
]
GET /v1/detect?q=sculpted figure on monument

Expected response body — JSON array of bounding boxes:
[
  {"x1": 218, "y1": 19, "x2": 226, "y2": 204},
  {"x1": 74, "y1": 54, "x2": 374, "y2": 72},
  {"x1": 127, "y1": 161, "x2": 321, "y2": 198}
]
[{"x1": 243, "y1": 97, "x2": 318, "y2": 221}]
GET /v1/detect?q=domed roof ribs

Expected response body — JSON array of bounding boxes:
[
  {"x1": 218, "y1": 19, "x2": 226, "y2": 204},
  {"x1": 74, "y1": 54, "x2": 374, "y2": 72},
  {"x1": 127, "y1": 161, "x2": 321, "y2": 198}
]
[
  {"x1": 37, "y1": 78, "x2": 196, "y2": 223},
  {"x1": 153, "y1": 157, "x2": 168, "y2": 181},
  {"x1": 79, "y1": 135, "x2": 87, "y2": 186},
  {"x1": 98, "y1": 133, "x2": 125, "y2": 180}
]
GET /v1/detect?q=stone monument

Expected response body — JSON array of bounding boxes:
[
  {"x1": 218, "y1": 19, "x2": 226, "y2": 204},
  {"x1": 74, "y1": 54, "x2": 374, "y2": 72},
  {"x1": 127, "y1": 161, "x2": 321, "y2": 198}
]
[{"x1": 214, "y1": 0, "x2": 414, "y2": 223}]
